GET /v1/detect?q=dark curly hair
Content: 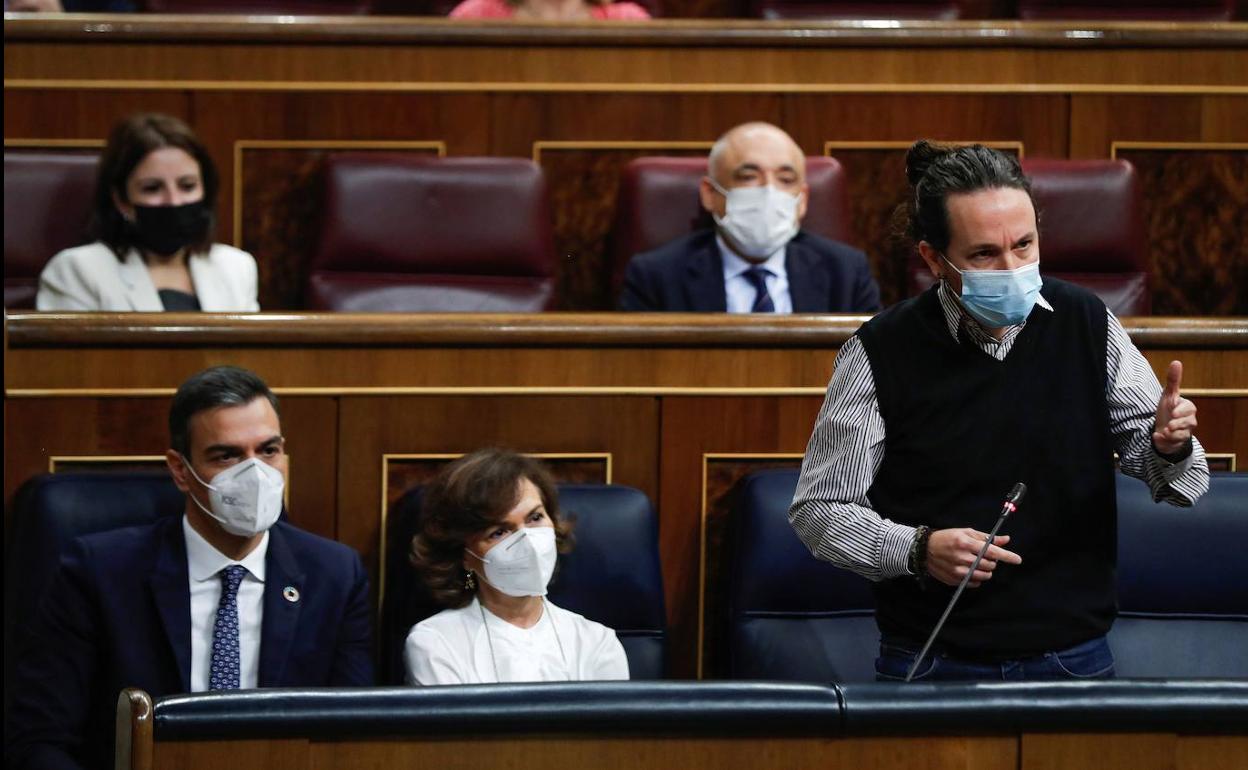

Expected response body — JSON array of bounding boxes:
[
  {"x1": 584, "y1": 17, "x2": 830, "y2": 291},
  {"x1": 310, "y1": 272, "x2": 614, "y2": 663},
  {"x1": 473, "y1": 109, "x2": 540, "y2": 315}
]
[
  {"x1": 901, "y1": 140, "x2": 1036, "y2": 253},
  {"x1": 91, "y1": 113, "x2": 219, "y2": 261},
  {"x1": 411, "y1": 449, "x2": 573, "y2": 609}
]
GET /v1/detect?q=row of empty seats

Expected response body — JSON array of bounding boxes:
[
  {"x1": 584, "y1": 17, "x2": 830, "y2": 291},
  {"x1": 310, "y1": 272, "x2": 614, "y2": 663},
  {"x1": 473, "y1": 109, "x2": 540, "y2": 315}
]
[
  {"x1": 4, "y1": 151, "x2": 1151, "y2": 314},
  {"x1": 32, "y1": 0, "x2": 1248, "y2": 20},
  {"x1": 7, "y1": 468, "x2": 1245, "y2": 687}
]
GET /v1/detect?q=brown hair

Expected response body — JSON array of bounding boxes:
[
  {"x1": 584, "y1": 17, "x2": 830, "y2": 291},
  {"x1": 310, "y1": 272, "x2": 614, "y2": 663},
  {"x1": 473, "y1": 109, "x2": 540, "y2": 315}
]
[
  {"x1": 90, "y1": 113, "x2": 219, "y2": 260},
  {"x1": 411, "y1": 449, "x2": 573, "y2": 609}
]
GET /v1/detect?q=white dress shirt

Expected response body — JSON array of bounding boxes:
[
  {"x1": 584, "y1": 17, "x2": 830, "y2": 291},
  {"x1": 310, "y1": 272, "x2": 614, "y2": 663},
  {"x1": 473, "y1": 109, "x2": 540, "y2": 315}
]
[
  {"x1": 718, "y1": 235, "x2": 792, "y2": 314},
  {"x1": 183, "y1": 516, "x2": 268, "y2": 691},
  {"x1": 404, "y1": 596, "x2": 630, "y2": 685}
]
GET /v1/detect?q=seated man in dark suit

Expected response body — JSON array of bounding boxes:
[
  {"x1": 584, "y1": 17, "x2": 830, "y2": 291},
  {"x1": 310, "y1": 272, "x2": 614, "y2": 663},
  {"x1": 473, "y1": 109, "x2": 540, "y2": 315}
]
[
  {"x1": 620, "y1": 122, "x2": 881, "y2": 313},
  {"x1": 5, "y1": 366, "x2": 374, "y2": 770}
]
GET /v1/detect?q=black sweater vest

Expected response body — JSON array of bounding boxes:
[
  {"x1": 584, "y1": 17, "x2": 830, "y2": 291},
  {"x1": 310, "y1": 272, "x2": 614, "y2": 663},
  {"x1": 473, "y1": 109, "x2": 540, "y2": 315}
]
[{"x1": 857, "y1": 279, "x2": 1117, "y2": 659}]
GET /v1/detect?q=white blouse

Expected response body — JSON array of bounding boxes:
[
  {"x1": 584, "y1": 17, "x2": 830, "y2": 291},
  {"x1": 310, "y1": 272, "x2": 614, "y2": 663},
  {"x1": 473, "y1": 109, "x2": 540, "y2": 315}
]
[{"x1": 404, "y1": 596, "x2": 629, "y2": 685}]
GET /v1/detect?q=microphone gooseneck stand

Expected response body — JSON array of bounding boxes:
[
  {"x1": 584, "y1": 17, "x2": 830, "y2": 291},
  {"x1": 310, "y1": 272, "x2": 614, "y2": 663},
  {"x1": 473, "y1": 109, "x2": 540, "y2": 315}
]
[{"x1": 904, "y1": 482, "x2": 1028, "y2": 683}]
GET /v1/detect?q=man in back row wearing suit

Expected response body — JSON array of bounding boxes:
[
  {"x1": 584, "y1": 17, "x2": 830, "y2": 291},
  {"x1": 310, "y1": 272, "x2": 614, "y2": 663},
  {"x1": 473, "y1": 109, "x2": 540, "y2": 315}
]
[
  {"x1": 619, "y1": 121, "x2": 882, "y2": 314},
  {"x1": 5, "y1": 366, "x2": 374, "y2": 770}
]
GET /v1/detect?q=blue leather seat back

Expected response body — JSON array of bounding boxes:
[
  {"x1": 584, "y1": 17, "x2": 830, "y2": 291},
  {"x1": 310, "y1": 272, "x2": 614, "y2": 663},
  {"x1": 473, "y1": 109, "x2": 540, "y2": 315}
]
[
  {"x1": 728, "y1": 469, "x2": 878, "y2": 682},
  {"x1": 4, "y1": 472, "x2": 185, "y2": 707},
  {"x1": 1110, "y1": 471, "x2": 1248, "y2": 677},
  {"x1": 382, "y1": 483, "x2": 667, "y2": 684},
  {"x1": 729, "y1": 469, "x2": 1248, "y2": 681}
]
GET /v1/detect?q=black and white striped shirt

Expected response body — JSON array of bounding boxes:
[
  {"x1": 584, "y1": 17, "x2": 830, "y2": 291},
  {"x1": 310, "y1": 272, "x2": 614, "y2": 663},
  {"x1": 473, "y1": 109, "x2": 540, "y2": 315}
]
[{"x1": 789, "y1": 282, "x2": 1210, "y2": 581}]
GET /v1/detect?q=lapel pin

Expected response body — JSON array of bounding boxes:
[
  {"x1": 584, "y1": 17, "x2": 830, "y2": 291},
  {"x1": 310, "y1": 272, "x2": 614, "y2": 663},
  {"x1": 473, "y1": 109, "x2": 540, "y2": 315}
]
[{"x1": 282, "y1": 586, "x2": 300, "y2": 603}]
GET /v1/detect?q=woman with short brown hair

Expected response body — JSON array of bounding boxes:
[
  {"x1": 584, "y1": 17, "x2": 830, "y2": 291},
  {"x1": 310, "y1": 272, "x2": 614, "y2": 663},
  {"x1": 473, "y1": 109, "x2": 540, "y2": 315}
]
[{"x1": 404, "y1": 448, "x2": 629, "y2": 684}]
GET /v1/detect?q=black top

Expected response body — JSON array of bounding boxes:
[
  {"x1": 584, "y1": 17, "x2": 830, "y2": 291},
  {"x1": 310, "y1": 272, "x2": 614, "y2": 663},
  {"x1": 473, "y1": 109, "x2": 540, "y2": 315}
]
[
  {"x1": 856, "y1": 279, "x2": 1115, "y2": 659},
  {"x1": 158, "y1": 289, "x2": 201, "y2": 311}
]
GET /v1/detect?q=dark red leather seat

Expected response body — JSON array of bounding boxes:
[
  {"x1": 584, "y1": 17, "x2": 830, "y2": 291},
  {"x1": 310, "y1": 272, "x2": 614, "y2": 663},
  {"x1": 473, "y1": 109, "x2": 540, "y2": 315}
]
[
  {"x1": 608, "y1": 156, "x2": 852, "y2": 302},
  {"x1": 307, "y1": 154, "x2": 557, "y2": 312},
  {"x1": 749, "y1": 1, "x2": 965, "y2": 20},
  {"x1": 907, "y1": 158, "x2": 1150, "y2": 316},
  {"x1": 3, "y1": 151, "x2": 98, "y2": 310},
  {"x1": 1017, "y1": 0, "x2": 1235, "y2": 21}
]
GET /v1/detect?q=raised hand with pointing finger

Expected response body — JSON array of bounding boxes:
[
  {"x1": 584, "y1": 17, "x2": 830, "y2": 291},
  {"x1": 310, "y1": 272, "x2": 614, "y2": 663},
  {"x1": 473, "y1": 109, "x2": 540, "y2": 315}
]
[{"x1": 1153, "y1": 360, "x2": 1198, "y2": 456}]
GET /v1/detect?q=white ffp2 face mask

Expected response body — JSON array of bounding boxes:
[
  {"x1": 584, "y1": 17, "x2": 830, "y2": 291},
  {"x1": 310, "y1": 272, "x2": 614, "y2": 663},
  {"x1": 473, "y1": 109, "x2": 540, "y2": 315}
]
[
  {"x1": 182, "y1": 456, "x2": 285, "y2": 537},
  {"x1": 469, "y1": 526, "x2": 557, "y2": 598},
  {"x1": 710, "y1": 178, "x2": 802, "y2": 260}
]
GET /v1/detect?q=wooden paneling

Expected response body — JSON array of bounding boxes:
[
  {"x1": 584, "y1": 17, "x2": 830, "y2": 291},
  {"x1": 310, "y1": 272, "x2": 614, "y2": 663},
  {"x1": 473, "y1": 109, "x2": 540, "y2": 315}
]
[
  {"x1": 4, "y1": 317, "x2": 1247, "y2": 678},
  {"x1": 659, "y1": 396, "x2": 826, "y2": 676},
  {"x1": 152, "y1": 734, "x2": 1019, "y2": 770},
  {"x1": 334, "y1": 394, "x2": 659, "y2": 575},
  {"x1": 2, "y1": 396, "x2": 340, "y2": 540},
  {"x1": 1114, "y1": 146, "x2": 1248, "y2": 315},
  {"x1": 6, "y1": 21, "x2": 1245, "y2": 313},
  {"x1": 1019, "y1": 733, "x2": 1248, "y2": 770}
]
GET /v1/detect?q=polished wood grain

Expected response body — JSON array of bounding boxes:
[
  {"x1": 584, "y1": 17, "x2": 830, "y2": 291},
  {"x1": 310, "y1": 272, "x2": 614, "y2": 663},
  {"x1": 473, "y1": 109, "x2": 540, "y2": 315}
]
[
  {"x1": 1019, "y1": 733, "x2": 1248, "y2": 770},
  {"x1": 1114, "y1": 147, "x2": 1248, "y2": 315},
  {"x1": 659, "y1": 396, "x2": 826, "y2": 676},
  {"x1": 149, "y1": 734, "x2": 1019, "y2": 770}
]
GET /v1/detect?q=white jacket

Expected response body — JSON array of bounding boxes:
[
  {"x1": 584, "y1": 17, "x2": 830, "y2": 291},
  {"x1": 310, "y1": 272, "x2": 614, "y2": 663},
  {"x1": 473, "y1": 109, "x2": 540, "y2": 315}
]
[{"x1": 36, "y1": 241, "x2": 260, "y2": 312}]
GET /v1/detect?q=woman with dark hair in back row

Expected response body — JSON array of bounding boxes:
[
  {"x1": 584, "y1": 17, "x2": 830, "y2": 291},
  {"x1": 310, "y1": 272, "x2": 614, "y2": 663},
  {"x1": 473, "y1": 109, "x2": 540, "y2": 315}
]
[
  {"x1": 36, "y1": 113, "x2": 259, "y2": 312},
  {"x1": 404, "y1": 449, "x2": 629, "y2": 684}
]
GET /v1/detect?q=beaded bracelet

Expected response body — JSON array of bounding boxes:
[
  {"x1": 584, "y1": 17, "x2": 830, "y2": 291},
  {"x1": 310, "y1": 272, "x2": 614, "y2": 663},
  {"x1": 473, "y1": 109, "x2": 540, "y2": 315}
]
[{"x1": 908, "y1": 525, "x2": 932, "y2": 588}]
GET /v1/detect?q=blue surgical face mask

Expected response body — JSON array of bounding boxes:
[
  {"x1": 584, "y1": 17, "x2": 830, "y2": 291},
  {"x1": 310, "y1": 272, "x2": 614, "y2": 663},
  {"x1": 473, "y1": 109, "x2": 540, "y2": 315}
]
[{"x1": 941, "y1": 255, "x2": 1043, "y2": 328}]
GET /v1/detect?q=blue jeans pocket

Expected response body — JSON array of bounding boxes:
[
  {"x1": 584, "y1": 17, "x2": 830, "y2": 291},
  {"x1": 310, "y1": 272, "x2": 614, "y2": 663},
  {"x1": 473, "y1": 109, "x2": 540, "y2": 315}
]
[
  {"x1": 876, "y1": 643, "x2": 938, "y2": 682},
  {"x1": 1048, "y1": 637, "x2": 1116, "y2": 679}
]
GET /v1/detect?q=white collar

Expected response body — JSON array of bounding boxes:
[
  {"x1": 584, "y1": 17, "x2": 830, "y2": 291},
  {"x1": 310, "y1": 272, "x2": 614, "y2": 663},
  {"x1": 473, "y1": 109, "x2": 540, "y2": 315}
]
[
  {"x1": 936, "y1": 279, "x2": 1053, "y2": 342},
  {"x1": 183, "y1": 514, "x2": 269, "y2": 584},
  {"x1": 716, "y1": 234, "x2": 788, "y2": 281}
]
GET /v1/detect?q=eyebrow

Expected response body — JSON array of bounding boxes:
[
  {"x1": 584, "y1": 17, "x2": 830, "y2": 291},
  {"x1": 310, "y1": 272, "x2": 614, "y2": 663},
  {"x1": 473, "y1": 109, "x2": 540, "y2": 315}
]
[
  {"x1": 202, "y1": 434, "x2": 284, "y2": 456},
  {"x1": 967, "y1": 232, "x2": 1036, "y2": 251}
]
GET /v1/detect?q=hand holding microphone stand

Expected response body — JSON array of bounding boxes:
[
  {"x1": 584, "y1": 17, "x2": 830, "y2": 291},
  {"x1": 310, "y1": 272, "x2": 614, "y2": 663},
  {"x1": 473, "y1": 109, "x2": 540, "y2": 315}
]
[{"x1": 904, "y1": 482, "x2": 1028, "y2": 682}]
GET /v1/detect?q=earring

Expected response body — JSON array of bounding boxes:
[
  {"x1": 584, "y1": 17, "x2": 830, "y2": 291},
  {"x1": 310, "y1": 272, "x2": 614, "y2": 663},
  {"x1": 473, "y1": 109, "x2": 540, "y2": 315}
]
[{"x1": 464, "y1": 570, "x2": 476, "y2": 591}]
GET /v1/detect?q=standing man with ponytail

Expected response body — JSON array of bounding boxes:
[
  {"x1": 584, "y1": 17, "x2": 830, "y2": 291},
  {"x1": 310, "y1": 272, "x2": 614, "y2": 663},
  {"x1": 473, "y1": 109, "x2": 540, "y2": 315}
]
[{"x1": 789, "y1": 141, "x2": 1208, "y2": 681}]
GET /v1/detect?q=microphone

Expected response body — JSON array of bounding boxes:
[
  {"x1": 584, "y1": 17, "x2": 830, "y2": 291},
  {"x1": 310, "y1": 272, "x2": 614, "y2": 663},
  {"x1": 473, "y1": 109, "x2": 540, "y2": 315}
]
[{"x1": 904, "y1": 482, "x2": 1027, "y2": 682}]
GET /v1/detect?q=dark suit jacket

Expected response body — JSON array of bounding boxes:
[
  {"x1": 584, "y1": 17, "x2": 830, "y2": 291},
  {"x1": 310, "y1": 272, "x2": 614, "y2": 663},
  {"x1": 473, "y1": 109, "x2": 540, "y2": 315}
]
[
  {"x1": 4, "y1": 517, "x2": 373, "y2": 770},
  {"x1": 619, "y1": 229, "x2": 881, "y2": 313}
]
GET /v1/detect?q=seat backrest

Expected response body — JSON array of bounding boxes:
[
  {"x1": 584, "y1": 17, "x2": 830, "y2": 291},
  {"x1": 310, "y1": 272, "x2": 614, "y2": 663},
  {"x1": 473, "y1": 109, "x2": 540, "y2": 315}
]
[
  {"x1": 609, "y1": 156, "x2": 852, "y2": 301},
  {"x1": 728, "y1": 469, "x2": 878, "y2": 682},
  {"x1": 381, "y1": 483, "x2": 667, "y2": 684},
  {"x1": 4, "y1": 472, "x2": 185, "y2": 709},
  {"x1": 907, "y1": 158, "x2": 1149, "y2": 315},
  {"x1": 748, "y1": 1, "x2": 966, "y2": 20},
  {"x1": 730, "y1": 468, "x2": 1248, "y2": 681},
  {"x1": 1110, "y1": 471, "x2": 1248, "y2": 677},
  {"x1": 307, "y1": 154, "x2": 557, "y2": 312},
  {"x1": 3, "y1": 151, "x2": 99, "y2": 309},
  {"x1": 1017, "y1": 0, "x2": 1236, "y2": 21}
]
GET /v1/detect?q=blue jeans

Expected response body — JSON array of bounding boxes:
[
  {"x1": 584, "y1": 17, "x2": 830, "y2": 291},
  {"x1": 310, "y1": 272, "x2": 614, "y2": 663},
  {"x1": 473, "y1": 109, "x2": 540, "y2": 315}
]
[{"x1": 875, "y1": 634, "x2": 1116, "y2": 681}]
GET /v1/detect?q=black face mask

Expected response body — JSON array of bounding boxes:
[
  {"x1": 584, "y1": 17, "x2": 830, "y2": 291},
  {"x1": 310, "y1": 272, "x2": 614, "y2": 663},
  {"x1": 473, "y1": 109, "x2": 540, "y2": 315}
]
[{"x1": 130, "y1": 201, "x2": 211, "y2": 256}]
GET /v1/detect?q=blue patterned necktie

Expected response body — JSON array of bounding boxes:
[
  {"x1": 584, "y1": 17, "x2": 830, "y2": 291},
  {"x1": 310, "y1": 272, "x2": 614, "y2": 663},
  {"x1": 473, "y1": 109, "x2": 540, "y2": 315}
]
[
  {"x1": 743, "y1": 266, "x2": 775, "y2": 313},
  {"x1": 209, "y1": 565, "x2": 248, "y2": 691}
]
